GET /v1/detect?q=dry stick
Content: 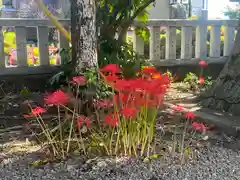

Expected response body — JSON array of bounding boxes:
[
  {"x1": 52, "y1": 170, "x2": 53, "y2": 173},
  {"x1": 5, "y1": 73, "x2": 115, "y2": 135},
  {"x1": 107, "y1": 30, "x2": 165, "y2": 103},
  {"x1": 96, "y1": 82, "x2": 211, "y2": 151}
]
[
  {"x1": 57, "y1": 105, "x2": 64, "y2": 159},
  {"x1": 66, "y1": 85, "x2": 80, "y2": 153},
  {"x1": 180, "y1": 119, "x2": 189, "y2": 163},
  {"x1": 36, "y1": 115, "x2": 59, "y2": 156},
  {"x1": 35, "y1": 0, "x2": 71, "y2": 41}
]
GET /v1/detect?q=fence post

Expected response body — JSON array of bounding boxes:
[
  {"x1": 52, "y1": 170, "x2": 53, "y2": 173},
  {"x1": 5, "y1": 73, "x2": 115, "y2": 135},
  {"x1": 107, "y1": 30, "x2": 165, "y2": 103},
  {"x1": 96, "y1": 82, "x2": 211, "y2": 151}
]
[
  {"x1": 181, "y1": 26, "x2": 193, "y2": 59},
  {"x1": 149, "y1": 26, "x2": 161, "y2": 61},
  {"x1": 37, "y1": 26, "x2": 49, "y2": 66},
  {"x1": 210, "y1": 26, "x2": 221, "y2": 57},
  {"x1": 15, "y1": 26, "x2": 28, "y2": 66}
]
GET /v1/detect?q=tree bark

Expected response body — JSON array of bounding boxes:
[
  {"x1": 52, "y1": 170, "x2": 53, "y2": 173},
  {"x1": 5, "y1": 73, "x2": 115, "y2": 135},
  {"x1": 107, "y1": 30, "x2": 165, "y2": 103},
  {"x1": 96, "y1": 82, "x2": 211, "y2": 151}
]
[
  {"x1": 71, "y1": 0, "x2": 98, "y2": 72},
  {"x1": 202, "y1": 25, "x2": 240, "y2": 116}
]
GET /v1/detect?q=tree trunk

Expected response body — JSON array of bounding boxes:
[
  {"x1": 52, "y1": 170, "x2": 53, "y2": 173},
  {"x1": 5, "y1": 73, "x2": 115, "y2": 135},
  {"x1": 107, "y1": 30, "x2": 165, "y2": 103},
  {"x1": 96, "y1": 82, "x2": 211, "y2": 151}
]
[
  {"x1": 202, "y1": 26, "x2": 240, "y2": 116},
  {"x1": 71, "y1": 0, "x2": 98, "y2": 72}
]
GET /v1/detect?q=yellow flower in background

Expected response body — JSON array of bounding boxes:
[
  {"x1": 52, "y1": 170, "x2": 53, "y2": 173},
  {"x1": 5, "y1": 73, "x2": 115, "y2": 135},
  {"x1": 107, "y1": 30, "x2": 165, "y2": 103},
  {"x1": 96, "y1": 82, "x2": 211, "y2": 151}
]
[
  {"x1": 50, "y1": 57, "x2": 56, "y2": 65},
  {"x1": 189, "y1": 15, "x2": 197, "y2": 20},
  {"x1": 36, "y1": 58, "x2": 40, "y2": 66},
  {"x1": 28, "y1": 58, "x2": 34, "y2": 66},
  {"x1": 33, "y1": 48, "x2": 39, "y2": 56}
]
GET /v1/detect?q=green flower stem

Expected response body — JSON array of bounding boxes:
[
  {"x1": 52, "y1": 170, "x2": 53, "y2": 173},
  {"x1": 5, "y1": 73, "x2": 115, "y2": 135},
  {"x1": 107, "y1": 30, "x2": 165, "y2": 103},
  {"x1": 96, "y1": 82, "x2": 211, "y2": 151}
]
[
  {"x1": 109, "y1": 128, "x2": 115, "y2": 155},
  {"x1": 180, "y1": 118, "x2": 189, "y2": 161},
  {"x1": 115, "y1": 127, "x2": 121, "y2": 155},
  {"x1": 199, "y1": 67, "x2": 204, "y2": 77}
]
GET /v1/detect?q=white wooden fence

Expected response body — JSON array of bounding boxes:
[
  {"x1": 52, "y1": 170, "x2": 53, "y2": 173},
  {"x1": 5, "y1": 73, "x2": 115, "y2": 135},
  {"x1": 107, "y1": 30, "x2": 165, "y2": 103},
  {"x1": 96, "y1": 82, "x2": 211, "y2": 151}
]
[
  {"x1": 132, "y1": 19, "x2": 238, "y2": 66},
  {"x1": 0, "y1": 18, "x2": 238, "y2": 76},
  {"x1": 0, "y1": 18, "x2": 70, "y2": 76}
]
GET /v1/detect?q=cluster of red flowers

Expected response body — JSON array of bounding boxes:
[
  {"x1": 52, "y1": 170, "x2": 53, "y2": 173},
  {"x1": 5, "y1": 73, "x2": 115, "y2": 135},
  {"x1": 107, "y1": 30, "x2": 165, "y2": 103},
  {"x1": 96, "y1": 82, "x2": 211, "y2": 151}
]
[
  {"x1": 76, "y1": 115, "x2": 91, "y2": 128},
  {"x1": 173, "y1": 104, "x2": 206, "y2": 132},
  {"x1": 71, "y1": 75, "x2": 87, "y2": 86},
  {"x1": 100, "y1": 64, "x2": 170, "y2": 127},
  {"x1": 25, "y1": 75, "x2": 92, "y2": 128}
]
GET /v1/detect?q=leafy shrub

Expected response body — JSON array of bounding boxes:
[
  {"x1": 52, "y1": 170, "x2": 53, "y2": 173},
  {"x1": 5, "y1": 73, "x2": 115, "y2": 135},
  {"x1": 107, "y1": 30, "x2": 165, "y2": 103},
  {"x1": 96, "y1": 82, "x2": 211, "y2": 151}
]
[{"x1": 183, "y1": 60, "x2": 212, "y2": 91}]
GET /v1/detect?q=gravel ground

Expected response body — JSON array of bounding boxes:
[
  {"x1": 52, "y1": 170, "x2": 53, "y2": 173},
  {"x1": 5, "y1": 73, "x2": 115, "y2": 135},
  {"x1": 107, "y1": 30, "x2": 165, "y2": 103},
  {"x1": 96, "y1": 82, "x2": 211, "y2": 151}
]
[{"x1": 0, "y1": 134, "x2": 240, "y2": 180}]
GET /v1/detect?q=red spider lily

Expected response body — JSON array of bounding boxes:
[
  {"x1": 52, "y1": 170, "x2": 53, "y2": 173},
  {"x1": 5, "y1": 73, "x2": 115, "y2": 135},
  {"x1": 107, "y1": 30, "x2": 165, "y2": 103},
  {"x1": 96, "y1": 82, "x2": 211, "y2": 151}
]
[
  {"x1": 71, "y1": 75, "x2": 87, "y2": 85},
  {"x1": 77, "y1": 118, "x2": 84, "y2": 128},
  {"x1": 85, "y1": 117, "x2": 92, "y2": 127},
  {"x1": 184, "y1": 111, "x2": 195, "y2": 120},
  {"x1": 173, "y1": 104, "x2": 184, "y2": 112},
  {"x1": 121, "y1": 107, "x2": 138, "y2": 119},
  {"x1": 192, "y1": 122, "x2": 206, "y2": 132},
  {"x1": 151, "y1": 73, "x2": 161, "y2": 79},
  {"x1": 31, "y1": 106, "x2": 46, "y2": 115},
  {"x1": 105, "y1": 74, "x2": 119, "y2": 82},
  {"x1": 104, "y1": 113, "x2": 119, "y2": 127},
  {"x1": 114, "y1": 93, "x2": 130, "y2": 105},
  {"x1": 199, "y1": 60, "x2": 208, "y2": 67},
  {"x1": 114, "y1": 79, "x2": 133, "y2": 91},
  {"x1": 45, "y1": 90, "x2": 70, "y2": 106},
  {"x1": 199, "y1": 76, "x2": 205, "y2": 84},
  {"x1": 102, "y1": 64, "x2": 170, "y2": 109},
  {"x1": 93, "y1": 99, "x2": 113, "y2": 109},
  {"x1": 77, "y1": 116, "x2": 92, "y2": 128},
  {"x1": 100, "y1": 64, "x2": 121, "y2": 74},
  {"x1": 142, "y1": 66, "x2": 157, "y2": 74}
]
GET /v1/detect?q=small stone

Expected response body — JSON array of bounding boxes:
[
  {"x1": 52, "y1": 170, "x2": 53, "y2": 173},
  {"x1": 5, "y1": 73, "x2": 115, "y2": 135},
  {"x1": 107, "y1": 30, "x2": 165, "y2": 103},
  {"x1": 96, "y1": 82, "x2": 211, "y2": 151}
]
[
  {"x1": 202, "y1": 136, "x2": 209, "y2": 141},
  {"x1": 67, "y1": 164, "x2": 76, "y2": 171},
  {"x1": 96, "y1": 161, "x2": 108, "y2": 168},
  {"x1": 143, "y1": 157, "x2": 150, "y2": 163}
]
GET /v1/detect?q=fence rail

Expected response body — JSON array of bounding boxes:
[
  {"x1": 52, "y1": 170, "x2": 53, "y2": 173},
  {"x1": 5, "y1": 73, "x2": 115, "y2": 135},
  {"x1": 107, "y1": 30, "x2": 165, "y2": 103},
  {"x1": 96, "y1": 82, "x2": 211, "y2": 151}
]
[{"x1": 0, "y1": 18, "x2": 238, "y2": 76}]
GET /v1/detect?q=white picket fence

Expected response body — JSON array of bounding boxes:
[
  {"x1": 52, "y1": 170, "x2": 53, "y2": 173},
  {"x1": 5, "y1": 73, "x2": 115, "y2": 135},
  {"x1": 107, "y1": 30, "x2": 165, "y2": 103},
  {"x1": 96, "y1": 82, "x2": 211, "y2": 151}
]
[
  {"x1": 0, "y1": 18, "x2": 70, "y2": 76},
  {"x1": 132, "y1": 19, "x2": 238, "y2": 66},
  {"x1": 0, "y1": 18, "x2": 238, "y2": 76}
]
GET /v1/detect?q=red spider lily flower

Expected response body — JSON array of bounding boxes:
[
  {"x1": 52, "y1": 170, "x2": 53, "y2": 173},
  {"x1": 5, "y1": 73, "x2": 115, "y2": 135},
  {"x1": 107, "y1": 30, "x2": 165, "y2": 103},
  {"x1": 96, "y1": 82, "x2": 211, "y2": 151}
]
[
  {"x1": 142, "y1": 66, "x2": 157, "y2": 74},
  {"x1": 77, "y1": 118, "x2": 84, "y2": 128},
  {"x1": 100, "y1": 64, "x2": 121, "y2": 73},
  {"x1": 192, "y1": 122, "x2": 206, "y2": 132},
  {"x1": 121, "y1": 107, "x2": 138, "y2": 119},
  {"x1": 45, "y1": 90, "x2": 70, "y2": 106},
  {"x1": 105, "y1": 74, "x2": 119, "y2": 82},
  {"x1": 76, "y1": 116, "x2": 92, "y2": 128},
  {"x1": 71, "y1": 75, "x2": 87, "y2": 85},
  {"x1": 104, "y1": 113, "x2": 119, "y2": 127},
  {"x1": 184, "y1": 111, "x2": 195, "y2": 120},
  {"x1": 93, "y1": 99, "x2": 113, "y2": 109},
  {"x1": 151, "y1": 73, "x2": 161, "y2": 79},
  {"x1": 199, "y1": 76, "x2": 205, "y2": 84},
  {"x1": 114, "y1": 79, "x2": 132, "y2": 91},
  {"x1": 199, "y1": 60, "x2": 208, "y2": 67},
  {"x1": 114, "y1": 93, "x2": 130, "y2": 105},
  {"x1": 85, "y1": 117, "x2": 92, "y2": 128},
  {"x1": 31, "y1": 106, "x2": 46, "y2": 115},
  {"x1": 173, "y1": 104, "x2": 184, "y2": 112}
]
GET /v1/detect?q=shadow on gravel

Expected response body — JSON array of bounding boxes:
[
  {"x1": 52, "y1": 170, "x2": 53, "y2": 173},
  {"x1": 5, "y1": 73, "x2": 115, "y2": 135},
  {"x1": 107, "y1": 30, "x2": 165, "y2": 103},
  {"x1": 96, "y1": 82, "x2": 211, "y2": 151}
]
[{"x1": 208, "y1": 132, "x2": 240, "y2": 152}]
